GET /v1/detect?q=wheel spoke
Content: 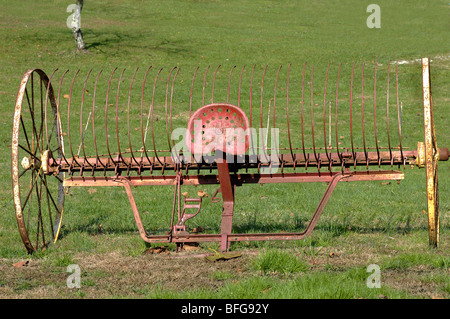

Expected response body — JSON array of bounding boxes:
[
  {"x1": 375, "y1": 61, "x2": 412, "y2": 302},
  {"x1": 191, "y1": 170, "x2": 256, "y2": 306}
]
[
  {"x1": 25, "y1": 170, "x2": 35, "y2": 233},
  {"x1": 25, "y1": 87, "x2": 43, "y2": 155},
  {"x1": 18, "y1": 144, "x2": 41, "y2": 163},
  {"x1": 41, "y1": 175, "x2": 62, "y2": 216},
  {"x1": 39, "y1": 176, "x2": 47, "y2": 247},
  {"x1": 34, "y1": 174, "x2": 45, "y2": 249},
  {"x1": 52, "y1": 145, "x2": 61, "y2": 153},
  {"x1": 53, "y1": 173, "x2": 64, "y2": 183},
  {"x1": 20, "y1": 116, "x2": 32, "y2": 151},
  {"x1": 31, "y1": 72, "x2": 35, "y2": 117},
  {"x1": 25, "y1": 88, "x2": 37, "y2": 152},
  {"x1": 43, "y1": 174, "x2": 55, "y2": 240},
  {"x1": 21, "y1": 168, "x2": 40, "y2": 212},
  {"x1": 45, "y1": 106, "x2": 59, "y2": 151},
  {"x1": 18, "y1": 166, "x2": 32, "y2": 178}
]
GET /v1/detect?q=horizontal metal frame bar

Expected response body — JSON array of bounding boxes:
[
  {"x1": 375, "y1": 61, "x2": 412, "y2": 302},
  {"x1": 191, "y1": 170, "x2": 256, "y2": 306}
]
[
  {"x1": 133, "y1": 232, "x2": 322, "y2": 244},
  {"x1": 63, "y1": 170, "x2": 404, "y2": 187}
]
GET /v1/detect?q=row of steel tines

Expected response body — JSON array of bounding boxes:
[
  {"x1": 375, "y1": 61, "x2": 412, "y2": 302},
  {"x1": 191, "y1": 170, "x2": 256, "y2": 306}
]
[{"x1": 49, "y1": 60, "x2": 409, "y2": 176}]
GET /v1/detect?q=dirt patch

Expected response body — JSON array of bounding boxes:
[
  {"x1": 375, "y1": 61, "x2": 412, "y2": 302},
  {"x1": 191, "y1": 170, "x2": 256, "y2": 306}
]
[
  {"x1": 382, "y1": 268, "x2": 448, "y2": 299},
  {"x1": 78, "y1": 251, "x2": 250, "y2": 293},
  {"x1": 0, "y1": 251, "x2": 252, "y2": 298},
  {"x1": 0, "y1": 258, "x2": 68, "y2": 299}
]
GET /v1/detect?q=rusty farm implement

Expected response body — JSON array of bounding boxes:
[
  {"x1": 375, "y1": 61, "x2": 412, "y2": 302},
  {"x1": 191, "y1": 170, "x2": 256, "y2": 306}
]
[{"x1": 11, "y1": 58, "x2": 448, "y2": 254}]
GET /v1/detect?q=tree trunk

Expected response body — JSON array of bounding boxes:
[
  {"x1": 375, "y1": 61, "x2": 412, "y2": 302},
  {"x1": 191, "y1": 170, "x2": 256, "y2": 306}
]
[{"x1": 71, "y1": 0, "x2": 86, "y2": 51}]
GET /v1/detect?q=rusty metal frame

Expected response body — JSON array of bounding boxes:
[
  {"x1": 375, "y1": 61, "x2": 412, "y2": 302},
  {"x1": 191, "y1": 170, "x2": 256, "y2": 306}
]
[{"x1": 62, "y1": 169, "x2": 404, "y2": 251}]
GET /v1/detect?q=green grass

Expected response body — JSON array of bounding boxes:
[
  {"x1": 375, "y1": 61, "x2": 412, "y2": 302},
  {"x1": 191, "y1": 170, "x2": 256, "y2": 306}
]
[
  {"x1": 131, "y1": 267, "x2": 412, "y2": 299},
  {"x1": 252, "y1": 249, "x2": 310, "y2": 274},
  {"x1": 381, "y1": 252, "x2": 450, "y2": 270},
  {"x1": 0, "y1": 0, "x2": 449, "y2": 299}
]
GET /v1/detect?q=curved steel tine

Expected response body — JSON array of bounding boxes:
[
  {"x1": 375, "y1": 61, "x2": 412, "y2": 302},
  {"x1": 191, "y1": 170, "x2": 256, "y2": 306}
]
[
  {"x1": 189, "y1": 66, "x2": 199, "y2": 117},
  {"x1": 22, "y1": 70, "x2": 35, "y2": 153},
  {"x1": 395, "y1": 62, "x2": 404, "y2": 165},
  {"x1": 35, "y1": 74, "x2": 46, "y2": 158},
  {"x1": 139, "y1": 66, "x2": 152, "y2": 164},
  {"x1": 169, "y1": 67, "x2": 181, "y2": 148},
  {"x1": 127, "y1": 67, "x2": 140, "y2": 167},
  {"x1": 238, "y1": 65, "x2": 245, "y2": 108},
  {"x1": 260, "y1": 65, "x2": 269, "y2": 163},
  {"x1": 310, "y1": 64, "x2": 318, "y2": 164},
  {"x1": 350, "y1": 61, "x2": 356, "y2": 166},
  {"x1": 44, "y1": 69, "x2": 59, "y2": 153},
  {"x1": 105, "y1": 67, "x2": 118, "y2": 164},
  {"x1": 300, "y1": 62, "x2": 307, "y2": 167},
  {"x1": 249, "y1": 65, "x2": 255, "y2": 127},
  {"x1": 79, "y1": 69, "x2": 93, "y2": 168},
  {"x1": 361, "y1": 62, "x2": 369, "y2": 168},
  {"x1": 92, "y1": 69, "x2": 106, "y2": 168},
  {"x1": 202, "y1": 65, "x2": 210, "y2": 106},
  {"x1": 35, "y1": 72, "x2": 45, "y2": 156},
  {"x1": 170, "y1": 67, "x2": 182, "y2": 167},
  {"x1": 335, "y1": 63, "x2": 342, "y2": 164},
  {"x1": 67, "y1": 69, "x2": 81, "y2": 167},
  {"x1": 39, "y1": 72, "x2": 44, "y2": 153},
  {"x1": 212, "y1": 65, "x2": 221, "y2": 104},
  {"x1": 286, "y1": 64, "x2": 295, "y2": 164},
  {"x1": 164, "y1": 67, "x2": 177, "y2": 153},
  {"x1": 249, "y1": 64, "x2": 255, "y2": 155},
  {"x1": 323, "y1": 63, "x2": 331, "y2": 165},
  {"x1": 28, "y1": 70, "x2": 36, "y2": 153},
  {"x1": 272, "y1": 65, "x2": 282, "y2": 163},
  {"x1": 115, "y1": 68, "x2": 127, "y2": 166},
  {"x1": 386, "y1": 61, "x2": 393, "y2": 165},
  {"x1": 150, "y1": 68, "x2": 164, "y2": 165},
  {"x1": 30, "y1": 71, "x2": 40, "y2": 154},
  {"x1": 227, "y1": 65, "x2": 236, "y2": 103},
  {"x1": 373, "y1": 58, "x2": 380, "y2": 166},
  {"x1": 56, "y1": 69, "x2": 70, "y2": 166},
  {"x1": 238, "y1": 65, "x2": 247, "y2": 167}
]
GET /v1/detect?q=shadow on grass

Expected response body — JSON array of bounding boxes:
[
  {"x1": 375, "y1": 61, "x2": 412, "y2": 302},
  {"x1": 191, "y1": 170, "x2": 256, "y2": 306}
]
[
  {"x1": 232, "y1": 209, "x2": 437, "y2": 237},
  {"x1": 56, "y1": 211, "x2": 443, "y2": 245},
  {"x1": 83, "y1": 29, "x2": 193, "y2": 57},
  {"x1": 57, "y1": 218, "x2": 171, "y2": 239}
]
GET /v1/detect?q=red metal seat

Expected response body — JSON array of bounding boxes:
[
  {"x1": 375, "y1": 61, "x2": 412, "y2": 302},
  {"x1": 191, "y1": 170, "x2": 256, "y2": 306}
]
[{"x1": 186, "y1": 103, "x2": 250, "y2": 155}]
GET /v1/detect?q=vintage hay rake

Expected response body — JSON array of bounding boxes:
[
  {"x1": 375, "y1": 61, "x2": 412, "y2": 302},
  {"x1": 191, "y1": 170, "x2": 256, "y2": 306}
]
[{"x1": 11, "y1": 58, "x2": 448, "y2": 254}]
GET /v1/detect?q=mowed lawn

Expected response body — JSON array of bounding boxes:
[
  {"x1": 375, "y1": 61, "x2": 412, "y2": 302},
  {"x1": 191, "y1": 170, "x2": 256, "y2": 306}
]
[{"x1": 0, "y1": 0, "x2": 449, "y2": 299}]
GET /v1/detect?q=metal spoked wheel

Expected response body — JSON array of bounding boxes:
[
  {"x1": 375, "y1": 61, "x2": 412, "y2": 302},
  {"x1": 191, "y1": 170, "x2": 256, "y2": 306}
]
[
  {"x1": 11, "y1": 69, "x2": 65, "y2": 254},
  {"x1": 422, "y1": 58, "x2": 439, "y2": 247}
]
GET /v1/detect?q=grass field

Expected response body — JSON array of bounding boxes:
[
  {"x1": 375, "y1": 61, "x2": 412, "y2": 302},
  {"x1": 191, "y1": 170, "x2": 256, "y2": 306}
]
[{"x1": 0, "y1": 0, "x2": 449, "y2": 300}]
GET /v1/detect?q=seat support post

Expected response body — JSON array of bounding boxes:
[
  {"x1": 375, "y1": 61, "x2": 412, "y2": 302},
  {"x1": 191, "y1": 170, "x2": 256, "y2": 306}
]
[{"x1": 216, "y1": 152, "x2": 235, "y2": 252}]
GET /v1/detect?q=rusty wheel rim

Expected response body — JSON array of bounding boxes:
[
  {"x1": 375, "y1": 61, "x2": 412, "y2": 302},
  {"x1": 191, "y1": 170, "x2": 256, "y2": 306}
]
[
  {"x1": 424, "y1": 110, "x2": 440, "y2": 247},
  {"x1": 424, "y1": 113, "x2": 439, "y2": 247},
  {"x1": 11, "y1": 69, "x2": 65, "y2": 253},
  {"x1": 422, "y1": 58, "x2": 439, "y2": 247}
]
